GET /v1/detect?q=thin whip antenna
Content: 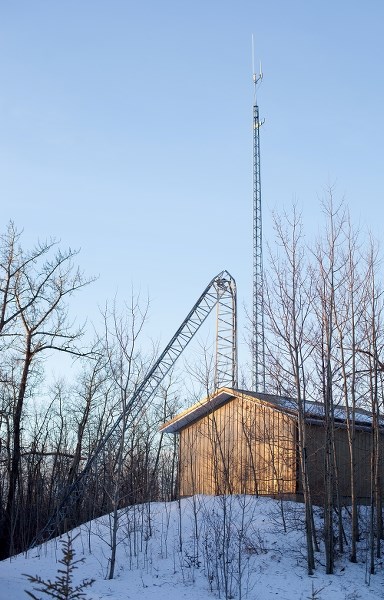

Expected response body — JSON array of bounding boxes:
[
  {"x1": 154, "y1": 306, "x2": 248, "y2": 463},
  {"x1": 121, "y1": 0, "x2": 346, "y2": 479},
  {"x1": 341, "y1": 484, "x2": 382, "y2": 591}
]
[
  {"x1": 252, "y1": 34, "x2": 263, "y2": 102},
  {"x1": 252, "y1": 34, "x2": 255, "y2": 77},
  {"x1": 252, "y1": 34, "x2": 256, "y2": 103}
]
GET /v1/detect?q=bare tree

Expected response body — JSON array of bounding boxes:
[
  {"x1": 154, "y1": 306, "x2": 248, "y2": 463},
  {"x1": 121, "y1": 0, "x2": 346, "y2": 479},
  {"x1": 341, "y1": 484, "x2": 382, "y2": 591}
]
[
  {"x1": 100, "y1": 294, "x2": 149, "y2": 579},
  {"x1": 264, "y1": 205, "x2": 317, "y2": 574},
  {"x1": 0, "y1": 225, "x2": 93, "y2": 559},
  {"x1": 360, "y1": 238, "x2": 384, "y2": 574},
  {"x1": 313, "y1": 194, "x2": 348, "y2": 574},
  {"x1": 331, "y1": 216, "x2": 365, "y2": 562}
]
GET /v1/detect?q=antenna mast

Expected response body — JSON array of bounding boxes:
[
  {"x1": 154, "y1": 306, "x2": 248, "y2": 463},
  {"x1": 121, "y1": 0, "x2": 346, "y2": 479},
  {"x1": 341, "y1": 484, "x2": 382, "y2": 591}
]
[{"x1": 252, "y1": 45, "x2": 265, "y2": 392}]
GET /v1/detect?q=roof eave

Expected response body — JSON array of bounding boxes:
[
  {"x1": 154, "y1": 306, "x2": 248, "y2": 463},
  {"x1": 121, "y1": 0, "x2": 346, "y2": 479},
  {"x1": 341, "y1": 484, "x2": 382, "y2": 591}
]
[{"x1": 160, "y1": 388, "x2": 236, "y2": 433}]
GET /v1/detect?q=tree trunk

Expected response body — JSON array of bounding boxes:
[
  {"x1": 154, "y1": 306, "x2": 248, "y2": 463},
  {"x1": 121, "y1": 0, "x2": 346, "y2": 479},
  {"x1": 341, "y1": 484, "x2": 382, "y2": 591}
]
[{"x1": 0, "y1": 335, "x2": 32, "y2": 558}]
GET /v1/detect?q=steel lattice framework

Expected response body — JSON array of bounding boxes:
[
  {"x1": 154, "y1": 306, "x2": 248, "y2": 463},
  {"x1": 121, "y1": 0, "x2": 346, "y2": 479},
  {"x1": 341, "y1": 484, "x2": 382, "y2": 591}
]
[
  {"x1": 214, "y1": 272, "x2": 237, "y2": 389},
  {"x1": 30, "y1": 270, "x2": 237, "y2": 547},
  {"x1": 252, "y1": 72, "x2": 266, "y2": 392}
]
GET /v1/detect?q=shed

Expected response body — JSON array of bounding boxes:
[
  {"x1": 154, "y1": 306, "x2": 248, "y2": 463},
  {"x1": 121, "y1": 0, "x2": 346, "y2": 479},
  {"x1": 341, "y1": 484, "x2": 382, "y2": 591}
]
[{"x1": 160, "y1": 387, "x2": 384, "y2": 503}]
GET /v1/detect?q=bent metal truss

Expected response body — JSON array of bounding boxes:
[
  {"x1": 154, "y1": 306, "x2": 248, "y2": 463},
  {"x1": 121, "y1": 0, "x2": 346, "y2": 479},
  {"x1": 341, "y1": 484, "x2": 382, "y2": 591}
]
[{"x1": 31, "y1": 270, "x2": 237, "y2": 547}]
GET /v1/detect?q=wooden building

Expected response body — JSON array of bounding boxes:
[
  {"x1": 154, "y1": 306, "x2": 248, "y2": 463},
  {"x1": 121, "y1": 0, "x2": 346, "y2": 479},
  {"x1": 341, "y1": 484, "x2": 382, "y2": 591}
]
[{"x1": 160, "y1": 388, "x2": 384, "y2": 503}]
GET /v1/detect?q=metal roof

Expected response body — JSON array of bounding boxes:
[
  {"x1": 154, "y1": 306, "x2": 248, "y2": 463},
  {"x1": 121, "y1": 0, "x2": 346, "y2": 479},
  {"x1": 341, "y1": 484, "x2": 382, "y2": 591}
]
[{"x1": 160, "y1": 387, "x2": 379, "y2": 434}]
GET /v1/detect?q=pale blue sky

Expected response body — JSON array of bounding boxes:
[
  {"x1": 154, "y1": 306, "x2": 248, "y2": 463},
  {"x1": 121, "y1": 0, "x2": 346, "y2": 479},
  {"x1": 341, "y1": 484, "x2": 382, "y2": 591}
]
[{"x1": 1, "y1": 1, "x2": 383, "y2": 380}]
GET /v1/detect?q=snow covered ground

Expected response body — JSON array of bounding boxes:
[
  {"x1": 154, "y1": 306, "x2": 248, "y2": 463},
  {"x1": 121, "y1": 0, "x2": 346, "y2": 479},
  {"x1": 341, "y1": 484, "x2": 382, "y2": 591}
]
[{"x1": 0, "y1": 496, "x2": 383, "y2": 600}]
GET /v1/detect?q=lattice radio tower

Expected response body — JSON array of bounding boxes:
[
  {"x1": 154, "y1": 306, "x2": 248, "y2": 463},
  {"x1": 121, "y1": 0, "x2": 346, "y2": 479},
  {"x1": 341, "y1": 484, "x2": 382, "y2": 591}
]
[{"x1": 252, "y1": 52, "x2": 266, "y2": 392}]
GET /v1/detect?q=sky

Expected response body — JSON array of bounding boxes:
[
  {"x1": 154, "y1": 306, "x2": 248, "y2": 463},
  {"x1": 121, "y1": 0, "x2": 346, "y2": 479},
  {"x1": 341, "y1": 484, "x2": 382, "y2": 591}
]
[{"x1": 1, "y1": 1, "x2": 384, "y2": 385}]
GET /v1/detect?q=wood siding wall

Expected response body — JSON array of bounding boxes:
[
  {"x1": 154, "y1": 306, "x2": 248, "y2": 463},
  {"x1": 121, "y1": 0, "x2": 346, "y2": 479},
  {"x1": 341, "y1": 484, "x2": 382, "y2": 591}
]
[
  {"x1": 304, "y1": 422, "x2": 384, "y2": 502},
  {"x1": 178, "y1": 396, "x2": 297, "y2": 497},
  {"x1": 177, "y1": 394, "x2": 384, "y2": 502}
]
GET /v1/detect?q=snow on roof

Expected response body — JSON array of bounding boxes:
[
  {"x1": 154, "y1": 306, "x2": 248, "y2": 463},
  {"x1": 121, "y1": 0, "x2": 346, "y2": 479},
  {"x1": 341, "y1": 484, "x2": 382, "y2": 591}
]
[{"x1": 160, "y1": 387, "x2": 380, "y2": 433}]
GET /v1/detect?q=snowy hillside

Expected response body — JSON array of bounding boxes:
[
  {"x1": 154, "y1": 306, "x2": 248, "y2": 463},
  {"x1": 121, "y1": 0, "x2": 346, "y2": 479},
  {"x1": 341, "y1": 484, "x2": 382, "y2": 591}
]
[{"x1": 0, "y1": 496, "x2": 383, "y2": 600}]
